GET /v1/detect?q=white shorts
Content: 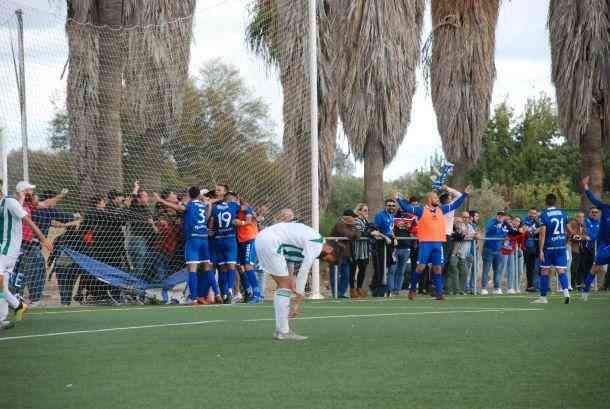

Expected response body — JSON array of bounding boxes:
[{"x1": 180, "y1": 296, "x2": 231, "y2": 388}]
[
  {"x1": 0, "y1": 255, "x2": 18, "y2": 278},
  {"x1": 255, "y1": 234, "x2": 289, "y2": 277}
]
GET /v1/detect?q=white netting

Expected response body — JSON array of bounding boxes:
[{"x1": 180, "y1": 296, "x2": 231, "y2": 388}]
[{"x1": 0, "y1": 0, "x2": 316, "y2": 305}]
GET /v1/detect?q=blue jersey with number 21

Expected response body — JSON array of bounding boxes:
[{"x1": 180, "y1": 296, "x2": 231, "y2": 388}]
[
  {"x1": 212, "y1": 202, "x2": 240, "y2": 239},
  {"x1": 184, "y1": 200, "x2": 209, "y2": 240},
  {"x1": 540, "y1": 208, "x2": 568, "y2": 250}
]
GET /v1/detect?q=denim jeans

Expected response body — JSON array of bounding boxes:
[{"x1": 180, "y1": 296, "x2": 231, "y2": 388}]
[
  {"x1": 14, "y1": 244, "x2": 47, "y2": 302},
  {"x1": 128, "y1": 236, "x2": 150, "y2": 277},
  {"x1": 330, "y1": 259, "x2": 351, "y2": 297},
  {"x1": 387, "y1": 248, "x2": 411, "y2": 293},
  {"x1": 506, "y1": 250, "x2": 524, "y2": 290},
  {"x1": 55, "y1": 264, "x2": 80, "y2": 305},
  {"x1": 482, "y1": 249, "x2": 505, "y2": 289},
  {"x1": 151, "y1": 252, "x2": 172, "y2": 282}
]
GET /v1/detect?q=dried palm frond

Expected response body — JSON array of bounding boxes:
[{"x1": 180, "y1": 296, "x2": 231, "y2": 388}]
[
  {"x1": 549, "y1": 0, "x2": 610, "y2": 146},
  {"x1": 245, "y1": 0, "x2": 279, "y2": 70},
  {"x1": 339, "y1": 0, "x2": 425, "y2": 164},
  {"x1": 428, "y1": 0, "x2": 500, "y2": 168}
]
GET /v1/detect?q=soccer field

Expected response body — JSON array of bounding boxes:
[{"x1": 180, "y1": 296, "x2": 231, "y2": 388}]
[{"x1": 2, "y1": 295, "x2": 610, "y2": 409}]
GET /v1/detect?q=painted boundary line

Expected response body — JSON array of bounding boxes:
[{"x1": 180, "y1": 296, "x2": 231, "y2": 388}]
[
  {"x1": 0, "y1": 307, "x2": 542, "y2": 342},
  {"x1": 26, "y1": 294, "x2": 610, "y2": 316}
]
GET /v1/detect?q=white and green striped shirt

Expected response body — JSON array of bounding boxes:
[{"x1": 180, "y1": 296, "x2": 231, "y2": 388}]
[{"x1": 0, "y1": 197, "x2": 27, "y2": 258}]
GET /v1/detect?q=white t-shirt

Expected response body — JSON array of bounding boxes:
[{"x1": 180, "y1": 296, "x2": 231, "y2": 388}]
[
  {"x1": 257, "y1": 222, "x2": 324, "y2": 278},
  {"x1": 0, "y1": 197, "x2": 28, "y2": 258}
]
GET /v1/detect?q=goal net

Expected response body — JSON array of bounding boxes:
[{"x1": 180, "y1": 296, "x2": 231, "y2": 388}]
[{"x1": 0, "y1": 0, "x2": 318, "y2": 306}]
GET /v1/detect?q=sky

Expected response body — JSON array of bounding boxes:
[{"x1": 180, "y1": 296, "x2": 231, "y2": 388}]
[{"x1": 0, "y1": 0, "x2": 554, "y2": 181}]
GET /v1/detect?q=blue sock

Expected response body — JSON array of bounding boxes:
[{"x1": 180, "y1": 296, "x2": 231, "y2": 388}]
[
  {"x1": 246, "y1": 269, "x2": 260, "y2": 297},
  {"x1": 197, "y1": 271, "x2": 210, "y2": 299},
  {"x1": 410, "y1": 271, "x2": 422, "y2": 292},
  {"x1": 558, "y1": 273, "x2": 569, "y2": 290},
  {"x1": 433, "y1": 273, "x2": 443, "y2": 296},
  {"x1": 188, "y1": 272, "x2": 198, "y2": 300},
  {"x1": 584, "y1": 272, "x2": 595, "y2": 293},
  {"x1": 227, "y1": 269, "x2": 237, "y2": 292},
  {"x1": 218, "y1": 270, "x2": 227, "y2": 295},
  {"x1": 206, "y1": 270, "x2": 220, "y2": 296},
  {"x1": 540, "y1": 275, "x2": 549, "y2": 297}
]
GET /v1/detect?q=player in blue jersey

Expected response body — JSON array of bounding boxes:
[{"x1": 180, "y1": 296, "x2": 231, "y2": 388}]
[
  {"x1": 581, "y1": 176, "x2": 610, "y2": 301},
  {"x1": 156, "y1": 186, "x2": 220, "y2": 304},
  {"x1": 532, "y1": 193, "x2": 570, "y2": 304},
  {"x1": 210, "y1": 191, "x2": 241, "y2": 303}
]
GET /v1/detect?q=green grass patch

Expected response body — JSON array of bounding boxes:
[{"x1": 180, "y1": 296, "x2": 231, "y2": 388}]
[{"x1": 1, "y1": 295, "x2": 609, "y2": 409}]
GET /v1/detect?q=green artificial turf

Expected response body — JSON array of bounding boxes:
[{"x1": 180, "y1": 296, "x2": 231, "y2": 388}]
[{"x1": 1, "y1": 294, "x2": 609, "y2": 409}]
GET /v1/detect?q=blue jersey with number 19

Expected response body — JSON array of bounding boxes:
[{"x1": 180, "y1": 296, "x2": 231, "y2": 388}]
[
  {"x1": 184, "y1": 200, "x2": 209, "y2": 240},
  {"x1": 212, "y1": 202, "x2": 240, "y2": 239},
  {"x1": 540, "y1": 207, "x2": 568, "y2": 250}
]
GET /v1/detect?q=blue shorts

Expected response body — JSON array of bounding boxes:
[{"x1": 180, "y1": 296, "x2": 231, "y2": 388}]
[
  {"x1": 595, "y1": 244, "x2": 610, "y2": 266},
  {"x1": 238, "y1": 240, "x2": 258, "y2": 266},
  {"x1": 214, "y1": 237, "x2": 238, "y2": 265},
  {"x1": 184, "y1": 238, "x2": 210, "y2": 264},
  {"x1": 541, "y1": 248, "x2": 568, "y2": 269},
  {"x1": 417, "y1": 242, "x2": 444, "y2": 267}
]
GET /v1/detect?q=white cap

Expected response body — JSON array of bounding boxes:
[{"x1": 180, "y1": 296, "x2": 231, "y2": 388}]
[
  {"x1": 16, "y1": 181, "x2": 35, "y2": 193},
  {"x1": 200, "y1": 188, "x2": 209, "y2": 196}
]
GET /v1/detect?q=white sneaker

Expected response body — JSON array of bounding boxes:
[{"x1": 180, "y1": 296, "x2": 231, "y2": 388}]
[
  {"x1": 507, "y1": 289, "x2": 516, "y2": 295},
  {"x1": 530, "y1": 297, "x2": 548, "y2": 304},
  {"x1": 582, "y1": 292, "x2": 589, "y2": 302},
  {"x1": 0, "y1": 320, "x2": 15, "y2": 330},
  {"x1": 480, "y1": 289, "x2": 489, "y2": 295},
  {"x1": 231, "y1": 293, "x2": 243, "y2": 304},
  {"x1": 493, "y1": 288, "x2": 503, "y2": 295},
  {"x1": 273, "y1": 331, "x2": 308, "y2": 341}
]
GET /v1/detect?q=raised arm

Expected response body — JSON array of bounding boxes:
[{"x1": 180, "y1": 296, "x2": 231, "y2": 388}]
[
  {"x1": 441, "y1": 185, "x2": 471, "y2": 214},
  {"x1": 153, "y1": 193, "x2": 185, "y2": 213},
  {"x1": 38, "y1": 189, "x2": 68, "y2": 209},
  {"x1": 582, "y1": 176, "x2": 605, "y2": 207},
  {"x1": 397, "y1": 198, "x2": 423, "y2": 218}
]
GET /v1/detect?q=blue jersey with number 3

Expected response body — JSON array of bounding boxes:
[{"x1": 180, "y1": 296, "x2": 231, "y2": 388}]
[
  {"x1": 184, "y1": 200, "x2": 209, "y2": 240},
  {"x1": 212, "y1": 202, "x2": 240, "y2": 239},
  {"x1": 540, "y1": 208, "x2": 568, "y2": 250}
]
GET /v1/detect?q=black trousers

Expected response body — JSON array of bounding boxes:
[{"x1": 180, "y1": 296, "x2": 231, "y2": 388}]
[
  {"x1": 371, "y1": 241, "x2": 393, "y2": 296},
  {"x1": 350, "y1": 259, "x2": 368, "y2": 289},
  {"x1": 524, "y1": 247, "x2": 538, "y2": 289}
]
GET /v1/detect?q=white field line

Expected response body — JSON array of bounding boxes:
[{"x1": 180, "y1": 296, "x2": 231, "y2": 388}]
[
  {"x1": 26, "y1": 294, "x2": 609, "y2": 317},
  {"x1": 0, "y1": 307, "x2": 541, "y2": 342}
]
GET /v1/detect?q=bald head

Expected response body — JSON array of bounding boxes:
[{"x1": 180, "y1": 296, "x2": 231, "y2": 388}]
[{"x1": 278, "y1": 208, "x2": 295, "y2": 222}]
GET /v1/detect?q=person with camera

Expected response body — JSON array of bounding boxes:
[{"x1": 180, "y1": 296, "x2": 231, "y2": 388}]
[
  {"x1": 568, "y1": 212, "x2": 592, "y2": 289},
  {"x1": 448, "y1": 211, "x2": 479, "y2": 295}
]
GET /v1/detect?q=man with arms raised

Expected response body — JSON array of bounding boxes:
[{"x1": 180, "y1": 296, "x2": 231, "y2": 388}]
[
  {"x1": 581, "y1": 177, "x2": 610, "y2": 301},
  {"x1": 255, "y1": 222, "x2": 335, "y2": 340},
  {"x1": 397, "y1": 185, "x2": 471, "y2": 300}
]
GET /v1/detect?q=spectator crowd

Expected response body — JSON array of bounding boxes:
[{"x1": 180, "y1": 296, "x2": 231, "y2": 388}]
[{"x1": 4, "y1": 179, "x2": 609, "y2": 307}]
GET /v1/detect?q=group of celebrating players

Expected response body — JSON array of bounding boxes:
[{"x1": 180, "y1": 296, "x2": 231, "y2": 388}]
[{"x1": 1, "y1": 177, "x2": 609, "y2": 340}]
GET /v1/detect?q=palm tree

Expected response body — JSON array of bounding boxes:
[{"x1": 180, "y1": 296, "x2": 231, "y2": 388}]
[
  {"x1": 548, "y1": 0, "x2": 610, "y2": 207},
  {"x1": 427, "y1": 0, "x2": 501, "y2": 189},
  {"x1": 339, "y1": 0, "x2": 425, "y2": 214},
  {"x1": 245, "y1": 0, "x2": 339, "y2": 216},
  {"x1": 66, "y1": 1, "x2": 195, "y2": 203},
  {"x1": 66, "y1": 0, "x2": 126, "y2": 204}
]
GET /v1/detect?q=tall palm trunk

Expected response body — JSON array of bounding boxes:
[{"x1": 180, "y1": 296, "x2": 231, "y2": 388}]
[
  {"x1": 549, "y1": 0, "x2": 610, "y2": 208},
  {"x1": 429, "y1": 0, "x2": 500, "y2": 189},
  {"x1": 339, "y1": 0, "x2": 425, "y2": 215},
  {"x1": 67, "y1": 0, "x2": 126, "y2": 205}
]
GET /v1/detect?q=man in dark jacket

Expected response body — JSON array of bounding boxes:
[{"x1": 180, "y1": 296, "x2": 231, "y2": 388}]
[{"x1": 328, "y1": 209, "x2": 361, "y2": 298}]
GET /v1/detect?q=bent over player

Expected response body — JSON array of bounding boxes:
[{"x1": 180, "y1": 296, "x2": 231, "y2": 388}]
[
  {"x1": 255, "y1": 222, "x2": 335, "y2": 341},
  {"x1": 581, "y1": 176, "x2": 610, "y2": 301}
]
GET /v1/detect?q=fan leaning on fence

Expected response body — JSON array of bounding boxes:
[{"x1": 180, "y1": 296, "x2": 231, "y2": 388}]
[{"x1": 396, "y1": 185, "x2": 473, "y2": 300}]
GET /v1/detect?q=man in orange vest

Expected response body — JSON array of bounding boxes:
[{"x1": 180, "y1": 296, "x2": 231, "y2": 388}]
[{"x1": 397, "y1": 185, "x2": 472, "y2": 300}]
